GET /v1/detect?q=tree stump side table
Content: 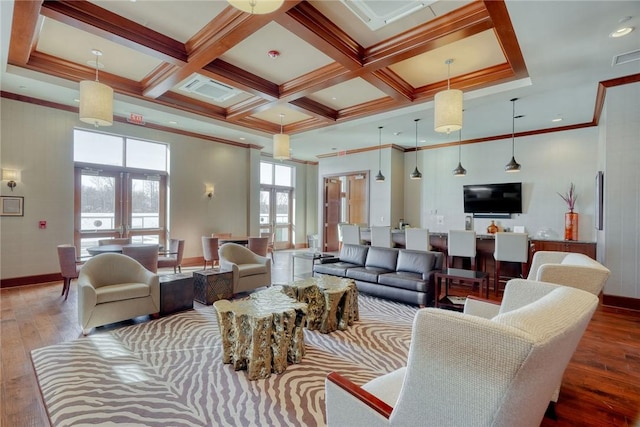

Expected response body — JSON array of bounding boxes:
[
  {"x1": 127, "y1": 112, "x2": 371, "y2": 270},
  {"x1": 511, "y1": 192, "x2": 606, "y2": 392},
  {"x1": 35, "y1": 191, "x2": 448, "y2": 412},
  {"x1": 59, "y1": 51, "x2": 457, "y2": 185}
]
[
  {"x1": 281, "y1": 275, "x2": 359, "y2": 333},
  {"x1": 213, "y1": 287, "x2": 307, "y2": 380}
]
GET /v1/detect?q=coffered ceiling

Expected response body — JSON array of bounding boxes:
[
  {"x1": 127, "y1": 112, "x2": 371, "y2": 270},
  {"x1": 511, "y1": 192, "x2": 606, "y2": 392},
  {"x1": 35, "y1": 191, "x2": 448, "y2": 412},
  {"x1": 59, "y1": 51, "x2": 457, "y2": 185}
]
[{"x1": 2, "y1": 1, "x2": 639, "y2": 161}]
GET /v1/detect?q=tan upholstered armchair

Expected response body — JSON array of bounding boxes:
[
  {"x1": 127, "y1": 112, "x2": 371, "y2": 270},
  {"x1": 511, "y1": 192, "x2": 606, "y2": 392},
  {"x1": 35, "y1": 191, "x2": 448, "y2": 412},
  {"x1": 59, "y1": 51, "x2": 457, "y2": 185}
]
[
  {"x1": 218, "y1": 242, "x2": 271, "y2": 294},
  {"x1": 78, "y1": 253, "x2": 160, "y2": 335},
  {"x1": 527, "y1": 251, "x2": 610, "y2": 295},
  {"x1": 326, "y1": 280, "x2": 598, "y2": 427}
]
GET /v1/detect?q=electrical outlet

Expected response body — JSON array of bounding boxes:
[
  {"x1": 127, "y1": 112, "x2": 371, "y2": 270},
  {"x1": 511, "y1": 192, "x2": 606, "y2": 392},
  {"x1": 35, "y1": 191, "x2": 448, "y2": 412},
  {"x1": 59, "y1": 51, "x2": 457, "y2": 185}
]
[{"x1": 437, "y1": 215, "x2": 444, "y2": 225}]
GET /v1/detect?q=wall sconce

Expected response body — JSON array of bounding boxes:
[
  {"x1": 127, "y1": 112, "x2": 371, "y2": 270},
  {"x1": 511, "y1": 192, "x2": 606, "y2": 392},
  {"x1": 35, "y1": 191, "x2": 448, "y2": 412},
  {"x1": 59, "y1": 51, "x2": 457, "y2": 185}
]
[
  {"x1": 206, "y1": 185, "x2": 214, "y2": 198},
  {"x1": 2, "y1": 169, "x2": 19, "y2": 191}
]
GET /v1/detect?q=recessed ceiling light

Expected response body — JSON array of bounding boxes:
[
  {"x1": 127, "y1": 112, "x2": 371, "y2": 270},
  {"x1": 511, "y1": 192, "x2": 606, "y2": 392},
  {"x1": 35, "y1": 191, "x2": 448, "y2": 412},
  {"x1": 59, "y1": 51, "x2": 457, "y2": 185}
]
[
  {"x1": 393, "y1": 132, "x2": 402, "y2": 136},
  {"x1": 610, "y1": 27, "x2": 634, "y2": 38},
  {"x1": 168, "y1": 120, "x2": 178, "y2": 125},
  {"x1": 239, "y1": 137, "x2": 245, "y2": 141},
  {"x1": 419, "y1": 139, "x2": 427, "y2": 143},
  {"x1": 73, "y1": 98, "x2": 80, "y2": 103},
  {"x1": 552, "y1": 116, "x2": 563, "y2": 122},
  {"x1": 331, "y1": 97, "x2": 337, "y2": 100}
]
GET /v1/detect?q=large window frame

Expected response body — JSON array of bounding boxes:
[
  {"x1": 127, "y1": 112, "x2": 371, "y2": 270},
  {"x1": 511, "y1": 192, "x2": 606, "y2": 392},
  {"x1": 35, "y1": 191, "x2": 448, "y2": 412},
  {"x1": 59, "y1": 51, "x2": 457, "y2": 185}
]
[
  {"x1": 73, "y1": 129, "x2": 169, "y2": 256},
  {"x1": 260, "y1": 162, "x2": 294, "y2": 249}
]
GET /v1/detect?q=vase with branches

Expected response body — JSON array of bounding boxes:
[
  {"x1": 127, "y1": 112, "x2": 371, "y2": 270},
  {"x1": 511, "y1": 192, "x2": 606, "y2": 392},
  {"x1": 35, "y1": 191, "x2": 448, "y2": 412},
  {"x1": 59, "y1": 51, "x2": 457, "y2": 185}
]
[
  {"x1": 559, "y1": 183, "x2": 579, "y2": 240},
  {"x1": 558, "y1": 183, "x2": 578, "y2": 213}
]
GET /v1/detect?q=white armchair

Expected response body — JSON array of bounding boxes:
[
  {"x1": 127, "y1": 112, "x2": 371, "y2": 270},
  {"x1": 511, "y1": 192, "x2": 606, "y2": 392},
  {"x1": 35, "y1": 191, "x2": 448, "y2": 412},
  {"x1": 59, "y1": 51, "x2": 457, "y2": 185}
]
[
  {"x1": 219, "y1": 242, "x2": 271, "y2": 294},
  {"x1": 326, "y1": 279, "x2": 598, "y2": 427},
  {"x1": 78, "y1": 253, "x2": 160, "y2": 335},
  {"x1": 527, "y1": 251, "x2": 610, "y2": 295}
]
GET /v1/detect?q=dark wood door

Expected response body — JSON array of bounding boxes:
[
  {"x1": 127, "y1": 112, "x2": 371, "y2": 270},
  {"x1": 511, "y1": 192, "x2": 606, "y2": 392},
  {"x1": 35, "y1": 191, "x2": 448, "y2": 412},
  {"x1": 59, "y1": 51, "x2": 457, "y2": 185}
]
[{"x1": 324, "y1": 178, "x2": 341, "y2": 251}]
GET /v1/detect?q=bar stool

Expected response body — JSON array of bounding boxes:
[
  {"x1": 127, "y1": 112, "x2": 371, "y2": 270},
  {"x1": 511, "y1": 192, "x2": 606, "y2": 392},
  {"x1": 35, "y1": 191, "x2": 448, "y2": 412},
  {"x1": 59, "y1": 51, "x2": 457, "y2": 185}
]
[
  {"x1": 341, "y1": 224, "x2": 362, "y2": 245},
  {"x1": 405, "y1": 228, "x2": 430, "y2": 251},
  {"x1": 370, "y1": 226, "x2": 392, "y2": 247},
  {"x1": 447, "y1": 230, "x2": 477, "y2": 270},
  {"x1": 493, "y1": 232, "x2": 529, "y2": 295}
]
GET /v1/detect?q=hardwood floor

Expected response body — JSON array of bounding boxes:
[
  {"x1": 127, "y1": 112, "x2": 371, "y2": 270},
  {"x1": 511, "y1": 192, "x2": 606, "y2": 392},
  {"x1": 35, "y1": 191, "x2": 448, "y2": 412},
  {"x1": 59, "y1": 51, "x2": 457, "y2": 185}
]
[{"x1": 2, "y1": 251, "x2": 639, "y2": 426}]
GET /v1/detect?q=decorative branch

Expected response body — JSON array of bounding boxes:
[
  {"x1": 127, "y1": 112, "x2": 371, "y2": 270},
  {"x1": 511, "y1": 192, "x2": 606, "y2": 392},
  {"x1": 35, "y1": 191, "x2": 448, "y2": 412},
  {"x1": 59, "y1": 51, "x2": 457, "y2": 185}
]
[{"x1": 558, "y1": 183, "x2": 577, "y2": 212}]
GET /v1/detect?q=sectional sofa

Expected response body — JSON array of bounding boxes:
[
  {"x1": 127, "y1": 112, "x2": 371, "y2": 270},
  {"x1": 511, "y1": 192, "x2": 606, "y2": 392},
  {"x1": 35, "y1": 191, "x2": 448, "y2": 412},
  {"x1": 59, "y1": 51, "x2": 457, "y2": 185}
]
[{"x1": 313, "y1": 244, "x2": 444, "y2": 307}]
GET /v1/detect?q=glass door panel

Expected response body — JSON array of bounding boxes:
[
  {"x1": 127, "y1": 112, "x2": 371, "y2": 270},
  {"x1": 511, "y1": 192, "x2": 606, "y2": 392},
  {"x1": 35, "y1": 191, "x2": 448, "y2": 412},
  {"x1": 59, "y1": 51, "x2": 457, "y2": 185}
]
[
  {"x1": 126, "y1": 174, "x2": 165, "y2": 246},
  {"x1": 274, "y1": 190, "x2": 290, "y2": 248},
  {"x1": 76, "y1": 170, "x2": 123, "y2": 257}
]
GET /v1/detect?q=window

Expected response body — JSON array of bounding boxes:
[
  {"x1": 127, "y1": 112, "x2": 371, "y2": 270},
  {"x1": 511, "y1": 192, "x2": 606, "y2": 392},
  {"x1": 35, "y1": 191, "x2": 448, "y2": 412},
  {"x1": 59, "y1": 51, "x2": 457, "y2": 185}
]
[
  {"x1": 260, "y1": 162, "x2": 294, "y2": 249},
  {"x1": 74, "y1": 129, "x2": 168, "y2": 256}
]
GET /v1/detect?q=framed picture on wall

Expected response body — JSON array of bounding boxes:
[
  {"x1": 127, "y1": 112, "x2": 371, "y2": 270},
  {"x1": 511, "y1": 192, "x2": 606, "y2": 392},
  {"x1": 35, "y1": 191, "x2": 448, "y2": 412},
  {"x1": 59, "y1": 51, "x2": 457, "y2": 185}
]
[
  {"x1": 1, "y1": 196, "x2": 24, "y2": 216},
  {"x1": 595, "y1": 171, "x2": 604, "y2": 230}
]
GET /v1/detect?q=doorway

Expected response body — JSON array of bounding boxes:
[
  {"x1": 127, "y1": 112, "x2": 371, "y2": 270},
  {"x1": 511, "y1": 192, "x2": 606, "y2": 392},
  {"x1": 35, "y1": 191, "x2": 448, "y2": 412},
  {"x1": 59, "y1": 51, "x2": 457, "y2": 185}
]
[{"x1": 322, "y1": 171, "x2": 369, "y2": 251}]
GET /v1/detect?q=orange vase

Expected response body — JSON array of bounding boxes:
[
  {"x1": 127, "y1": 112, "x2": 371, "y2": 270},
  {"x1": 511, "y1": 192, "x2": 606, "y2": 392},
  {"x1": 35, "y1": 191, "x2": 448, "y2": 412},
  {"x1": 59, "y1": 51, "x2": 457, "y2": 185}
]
[
  {"x1": 487, "y1": 220, "x2": 498, "y2": 234},
  {"x1": 564, "y1": 212, "x2": 578, "y2": 241}
]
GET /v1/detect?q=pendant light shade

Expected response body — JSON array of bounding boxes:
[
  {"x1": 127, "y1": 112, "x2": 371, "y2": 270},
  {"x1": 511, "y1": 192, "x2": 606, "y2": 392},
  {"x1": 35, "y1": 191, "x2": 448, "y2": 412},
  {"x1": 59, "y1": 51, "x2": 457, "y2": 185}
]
[
  {"x1": 453, "y1": 129, "x2": 467, "y2": 176},
  {"x1": 273, "y1": 113, "x2": 290, "y2": 160},
  {"x1": 505, "y1": 98, "x2": 522, "y2": 173},
  {"x1": 434, "y1": 59, "x2": 463, "y2": 134},
  {"x1": 79, "y1": 49, "x2": 113, "y2": 127},
  {"x1": 410, "y1": 119, "x2": 422, "y2": 180},
  {"x1": 227, "y1": 0, "x2": 284, "y2": 14},
  {"x1": 375, "y1": 126, "x2": 385, "y2": 182}
]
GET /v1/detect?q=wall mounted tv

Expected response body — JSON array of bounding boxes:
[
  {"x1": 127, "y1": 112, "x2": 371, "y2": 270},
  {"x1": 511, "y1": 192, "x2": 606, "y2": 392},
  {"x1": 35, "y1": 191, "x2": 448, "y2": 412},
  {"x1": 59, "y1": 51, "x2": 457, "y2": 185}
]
[{"x1": 463, "y1": 182, "x2": 522, "y2": 214}]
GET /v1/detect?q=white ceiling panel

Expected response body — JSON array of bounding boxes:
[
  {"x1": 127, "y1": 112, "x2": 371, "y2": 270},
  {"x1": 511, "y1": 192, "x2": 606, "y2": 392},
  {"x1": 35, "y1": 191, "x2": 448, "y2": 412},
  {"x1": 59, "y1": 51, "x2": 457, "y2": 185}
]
[{"x1": 308, "y1": 78, "x2": 388, "y2": 110}]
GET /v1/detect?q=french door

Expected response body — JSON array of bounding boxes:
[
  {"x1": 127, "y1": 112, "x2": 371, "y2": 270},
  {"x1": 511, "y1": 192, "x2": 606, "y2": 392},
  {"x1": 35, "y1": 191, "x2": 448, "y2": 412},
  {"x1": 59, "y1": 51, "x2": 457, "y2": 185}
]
[
  {"x1": 260, "y1": 187, "x2": 292, "y2": 249},
  {"x1": 74, "y1": 167, "x2": 167, "y2": 256}
]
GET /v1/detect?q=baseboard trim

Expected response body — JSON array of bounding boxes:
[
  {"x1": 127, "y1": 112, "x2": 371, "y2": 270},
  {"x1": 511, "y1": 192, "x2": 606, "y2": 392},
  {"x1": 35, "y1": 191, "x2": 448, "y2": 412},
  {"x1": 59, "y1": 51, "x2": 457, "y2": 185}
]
[
  {"x1": 1, "y1": 273, "x2": 63, "y2": 288},
  {"x1": 602, "y1": 294, "x2": 640, "y2": 311}
]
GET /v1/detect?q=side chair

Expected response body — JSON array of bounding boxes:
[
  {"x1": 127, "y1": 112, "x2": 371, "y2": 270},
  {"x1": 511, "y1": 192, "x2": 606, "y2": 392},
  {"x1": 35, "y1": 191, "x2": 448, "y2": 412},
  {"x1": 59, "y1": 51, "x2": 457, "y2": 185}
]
[{"x1": 57, "y1": 244, "x2": 82, "y2": 301}]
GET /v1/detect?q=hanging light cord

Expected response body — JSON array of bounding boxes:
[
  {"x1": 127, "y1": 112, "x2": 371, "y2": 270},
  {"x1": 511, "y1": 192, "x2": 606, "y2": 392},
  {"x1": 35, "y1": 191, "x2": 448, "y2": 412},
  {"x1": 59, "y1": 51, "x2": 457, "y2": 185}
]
[
  {"x1": 511, "y1": 99, "x2": 516, "y2": 156},
  {"x1": 458, "y1": 129, "x2": 462, "y2": 162},
  {"x1": 446, "y1": 59, "x2": 451, "y2": 90},
  {"x1": 414, "y1": 119, "x2": 420, "y2": 162},
  {"x1": 279, "y1": 113, "x2": 284, "y2": 134},
  {"x1": 378, "y1": 126, "x2": 383, "y2": 167}
]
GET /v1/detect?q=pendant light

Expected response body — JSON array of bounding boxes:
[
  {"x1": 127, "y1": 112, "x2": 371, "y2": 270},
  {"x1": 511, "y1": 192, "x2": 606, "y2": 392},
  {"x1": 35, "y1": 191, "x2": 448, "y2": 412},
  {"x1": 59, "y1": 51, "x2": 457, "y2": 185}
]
[
  {"x1": 434, "y1": 58, "x2": 463, "y2": 134},
  {"x1": 227, "y1": 0, "x2": 284, "y2": 14},
  {"x1": 453, "y1": 129, "x2": 467, "y2": 176},
  {"x1": 410, "y1": 119, "x2": 422, "y2": 180},
  {"x1": 79, "y1": 49, "x2": 113, "y2": 127},
  {"x1": 375, "y1": 126, "x2": 385, "y2": 182},
  {"x1": 273, "y1": 113, "x2": 290, "y2": 160},
  {"x1": 505, "y1": 98, "x2": 522, "y2": 173}
]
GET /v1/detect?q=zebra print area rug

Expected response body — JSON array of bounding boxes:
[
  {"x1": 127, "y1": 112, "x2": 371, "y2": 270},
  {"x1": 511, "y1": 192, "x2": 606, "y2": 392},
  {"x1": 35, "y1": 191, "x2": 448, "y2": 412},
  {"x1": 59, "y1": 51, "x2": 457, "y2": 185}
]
[{"x1": 31, "y1": 294, "x2": 417, "y2": 427}]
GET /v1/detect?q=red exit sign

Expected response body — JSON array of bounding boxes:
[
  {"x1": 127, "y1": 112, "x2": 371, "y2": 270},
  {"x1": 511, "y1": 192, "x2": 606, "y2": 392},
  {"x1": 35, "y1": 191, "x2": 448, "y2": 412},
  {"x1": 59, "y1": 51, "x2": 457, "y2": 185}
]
[{"x1": 128, "y1": 113, "x2": 145, "y2": 125}]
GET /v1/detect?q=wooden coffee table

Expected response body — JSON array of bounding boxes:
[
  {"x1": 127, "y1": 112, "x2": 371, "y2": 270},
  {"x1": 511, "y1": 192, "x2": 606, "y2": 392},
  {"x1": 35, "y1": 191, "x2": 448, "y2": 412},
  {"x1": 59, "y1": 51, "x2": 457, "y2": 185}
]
[{"x1": 281, "y1": 275, "x2": 359, "y2": 333}]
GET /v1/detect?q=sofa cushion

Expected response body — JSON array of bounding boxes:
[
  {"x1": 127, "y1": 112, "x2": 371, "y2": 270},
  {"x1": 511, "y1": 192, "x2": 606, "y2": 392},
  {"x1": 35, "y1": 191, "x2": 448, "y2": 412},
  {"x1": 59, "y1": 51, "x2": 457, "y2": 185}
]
[
  {"x1": 339, "y1": 244, "x2": 369, "y2": 266},
  {"x1": 314, "y1": 262, "x2": 360, "y2": 277},
  {"x1": 347, "y1": 266, "x2": 394, "y2": 283},
  {"x1": 396, "y1": 250, "x2": 436, "y2": 276},
  {"x1": 96, "y1": 282, "x2": 151, "y2": 304},
  {"x1": 365, "y1": 246, "x2": 399, "y2": 270},
  {"x1": 378, "y1": 272, "x2": 428, "y2": 292}
]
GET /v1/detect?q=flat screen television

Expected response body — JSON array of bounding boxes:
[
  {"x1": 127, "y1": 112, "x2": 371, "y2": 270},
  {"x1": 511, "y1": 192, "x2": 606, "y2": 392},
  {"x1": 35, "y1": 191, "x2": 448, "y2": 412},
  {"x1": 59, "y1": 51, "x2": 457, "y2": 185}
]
[{"x1": 463, "y1": 182, "x2": 522, "y2": 214}]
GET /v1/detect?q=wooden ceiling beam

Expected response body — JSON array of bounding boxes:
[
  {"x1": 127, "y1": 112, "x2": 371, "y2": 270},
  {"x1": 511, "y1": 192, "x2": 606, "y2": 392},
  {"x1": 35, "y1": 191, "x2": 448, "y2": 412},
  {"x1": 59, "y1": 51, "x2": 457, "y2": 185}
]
[
  {"x1": 288, "y1": 97, "x2": 338, "y2": 122},
  {"x1": 483, "y1": 0, "x2": 528, "y2": 79},
  {"x1": 276, "y1": 2, "x2": 362, "y2": 70},
  {"x1": 7, "y1": 0, "x2": 42, "y2": 66},
  {"x1": 364, "y1": 69, "x2": 414, "y2": 102},
  {"x1": 363, "y1": 2, "x2": 493, "y2": 69},
  {"x1": 202, "y1": 60, "x2": 279, "y2": 101},
  {"x1": 226, "y1": 97, "x2": 275, "y2": 121},
  {"x1": 40, "y1": 0, "x2": 187, "y2": 65}
]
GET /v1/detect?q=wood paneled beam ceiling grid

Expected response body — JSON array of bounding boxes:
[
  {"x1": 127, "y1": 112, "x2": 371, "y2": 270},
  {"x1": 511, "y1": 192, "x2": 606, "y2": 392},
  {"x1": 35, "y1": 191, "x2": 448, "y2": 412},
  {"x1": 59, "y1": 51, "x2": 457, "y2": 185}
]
[{"x1": 8, "y1": 0, "x2": 526, "y2": 135}]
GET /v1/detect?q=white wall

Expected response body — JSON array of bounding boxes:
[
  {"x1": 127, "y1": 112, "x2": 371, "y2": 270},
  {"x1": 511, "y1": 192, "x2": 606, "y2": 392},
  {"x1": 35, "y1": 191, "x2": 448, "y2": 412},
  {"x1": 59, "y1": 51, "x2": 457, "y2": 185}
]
[
  {"x1": 322, "y1": 126, "x2": 599, "y2": 242},
  {"x1": 602, "y1": 82, "x2": 640, "y2": 298},
  {"x1": 0, "y1": 98, "x2": 315, "y2": 280},
  {"x1": 408, "y1": 127, "x2": 599, "y2": 240}
]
